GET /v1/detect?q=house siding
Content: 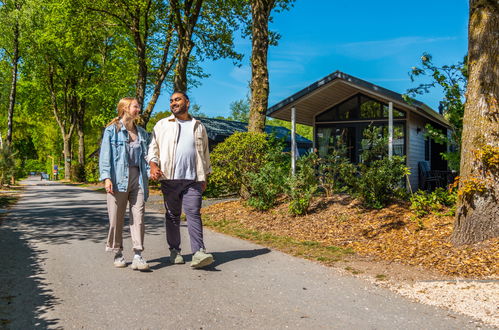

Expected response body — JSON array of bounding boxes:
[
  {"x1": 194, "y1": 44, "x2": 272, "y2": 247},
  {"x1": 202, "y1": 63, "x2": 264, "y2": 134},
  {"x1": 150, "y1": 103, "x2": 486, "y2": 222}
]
[{"x1": 407, "y1": 114, "x2": 427, "y2": 190}]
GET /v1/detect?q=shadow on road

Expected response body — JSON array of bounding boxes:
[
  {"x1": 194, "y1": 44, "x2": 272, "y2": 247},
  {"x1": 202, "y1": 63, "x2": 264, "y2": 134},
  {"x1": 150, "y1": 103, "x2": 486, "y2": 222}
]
[
  {"x1": 0, "y1": 226, "x2": 60, "y2": 328},
  {"x1": 208, "y1": 248, "x2": 271, "y2": 269},
  {"x1": 10, "y1": 184, "x2": 166, "y2": 245}
]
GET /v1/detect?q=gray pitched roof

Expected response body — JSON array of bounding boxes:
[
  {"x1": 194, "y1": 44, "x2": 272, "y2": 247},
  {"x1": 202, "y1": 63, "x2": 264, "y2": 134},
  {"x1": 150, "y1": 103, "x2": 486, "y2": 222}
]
[
  {"x1": 197, "y1": 117, "x2": 312, "y2": 146},
  {"x1": 267, "y1": 71, "x2": 450, "y2": 128}
]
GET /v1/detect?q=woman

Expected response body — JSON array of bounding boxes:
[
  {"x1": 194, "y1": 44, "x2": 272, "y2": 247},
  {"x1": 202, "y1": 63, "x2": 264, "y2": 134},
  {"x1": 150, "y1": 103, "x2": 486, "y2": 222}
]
[{"x1": 99, "y1": 97, "x2": 150, "y2": 270}]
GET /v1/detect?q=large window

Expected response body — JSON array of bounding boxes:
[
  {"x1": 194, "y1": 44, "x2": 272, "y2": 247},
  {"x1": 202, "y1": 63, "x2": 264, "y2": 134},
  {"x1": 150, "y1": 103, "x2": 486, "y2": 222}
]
[
  {"x1": 316, "y1": 126, "x2": 355, "y2": 162},
  {"x1": 316, "y1": 123, "x2": 406, "y2": 164},
  {"x1": 316, "y1": 94, "x2": 406, "y2": 122}
]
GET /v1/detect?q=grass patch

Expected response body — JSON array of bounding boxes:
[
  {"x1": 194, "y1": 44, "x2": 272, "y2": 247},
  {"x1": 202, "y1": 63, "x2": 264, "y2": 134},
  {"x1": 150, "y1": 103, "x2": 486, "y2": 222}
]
[
  {"x1": 203, "y1": 216, "x2": 354, "y2": 265},
  {"x1": 375, "y1": 274, "x2": 387, "y2": 281},
  {"x1": 345, "y1": 266, "x2": 363, "y2": 275},
  {"x1": 0, "y1": 194, "x2": 18, "y2": 209}
]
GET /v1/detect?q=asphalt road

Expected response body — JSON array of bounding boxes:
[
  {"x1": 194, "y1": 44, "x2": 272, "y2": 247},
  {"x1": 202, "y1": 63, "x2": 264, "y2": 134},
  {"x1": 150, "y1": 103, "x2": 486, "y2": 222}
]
[{"x1": 0, "y1": 177, "x2": 488, "y2": 329}]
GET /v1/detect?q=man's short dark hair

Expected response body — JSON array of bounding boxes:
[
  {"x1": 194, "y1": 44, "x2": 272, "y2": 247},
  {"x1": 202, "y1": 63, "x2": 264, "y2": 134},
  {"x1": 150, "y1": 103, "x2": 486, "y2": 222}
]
[{"x1": 173, "y1": 91, "x2": 189, "y2": 100}]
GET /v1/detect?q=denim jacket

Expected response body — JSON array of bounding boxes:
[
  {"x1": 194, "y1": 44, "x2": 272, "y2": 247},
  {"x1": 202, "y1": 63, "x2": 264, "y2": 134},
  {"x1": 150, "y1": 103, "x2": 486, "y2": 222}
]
[{"x1": 99, "y1": 121, "x2": 150, "y2": 201}]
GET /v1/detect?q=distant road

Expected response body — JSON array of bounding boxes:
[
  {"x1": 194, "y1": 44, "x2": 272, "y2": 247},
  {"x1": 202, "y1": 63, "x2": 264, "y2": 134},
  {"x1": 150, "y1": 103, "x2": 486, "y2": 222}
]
[{"x1": 0, "y1": 176, "x2": 488, "y2": 329}]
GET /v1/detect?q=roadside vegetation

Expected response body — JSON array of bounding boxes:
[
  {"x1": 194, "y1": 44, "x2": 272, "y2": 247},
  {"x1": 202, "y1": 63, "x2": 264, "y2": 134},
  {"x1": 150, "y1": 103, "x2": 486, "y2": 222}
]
[{"x1": 202, "y1": 130, "x2": 498, "y2": 278}]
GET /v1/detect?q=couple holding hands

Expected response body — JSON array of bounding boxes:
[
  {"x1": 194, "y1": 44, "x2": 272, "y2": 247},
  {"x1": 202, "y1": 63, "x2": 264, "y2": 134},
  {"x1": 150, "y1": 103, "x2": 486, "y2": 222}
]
[{"x1": 98, "y1": 92, "x2": 213, "y2": 271}]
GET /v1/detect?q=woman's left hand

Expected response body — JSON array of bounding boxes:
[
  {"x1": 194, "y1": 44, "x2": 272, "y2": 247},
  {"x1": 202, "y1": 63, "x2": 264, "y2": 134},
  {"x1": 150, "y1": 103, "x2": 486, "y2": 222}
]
[{"x1": 104, "y1": 178, "x2": 114, "y2": 194}]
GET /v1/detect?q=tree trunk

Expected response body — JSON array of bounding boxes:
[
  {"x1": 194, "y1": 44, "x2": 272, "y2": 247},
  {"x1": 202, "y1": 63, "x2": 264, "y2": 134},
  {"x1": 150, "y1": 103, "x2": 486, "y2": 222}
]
[
  {"x1": 173, "y1": 39, "x2": 194, "y2": 92},
  {"x1": 171, "y1": 0, "x2": 203, "y2": 93},
  {"x1": 452, "y1": 0, "x2": 499, "y2": 245},
  {"x1": 142, "y1": 17, "x2": 176, "y2": 128},
  {"x1": 63, "y1": 135, "x2": 72, "y2": 180},
  {"x1": 134, "y1": 25, "x2": 148, "y2": 112},
  {"x1": 248, "y1": 0, "x2": 272, "y2": 133},
  {"x1": 76, "y1": 100, "x2": 86, "y2": 181},
  {"x1": 7, "y1": 21, "x2": 20, "y2": 146}
]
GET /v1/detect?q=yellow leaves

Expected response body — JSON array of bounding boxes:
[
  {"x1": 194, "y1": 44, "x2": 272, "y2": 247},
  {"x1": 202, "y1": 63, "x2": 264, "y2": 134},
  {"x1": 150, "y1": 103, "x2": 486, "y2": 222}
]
[{"x1": 203, "y1": 196, "x2": 499, "y2": 278}]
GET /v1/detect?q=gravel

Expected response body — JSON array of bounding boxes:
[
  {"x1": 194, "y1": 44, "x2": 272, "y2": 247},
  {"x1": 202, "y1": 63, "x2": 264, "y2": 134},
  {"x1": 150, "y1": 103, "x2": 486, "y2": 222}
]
[{"x1": 368, "y1": 279, "x2": 499, "y2": 327}]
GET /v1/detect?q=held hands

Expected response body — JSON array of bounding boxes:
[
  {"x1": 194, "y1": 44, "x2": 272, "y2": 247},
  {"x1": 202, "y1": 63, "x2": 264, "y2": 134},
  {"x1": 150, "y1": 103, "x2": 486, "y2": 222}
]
[
  {"x1": 104, "y1": 178, "x2": 114, "y2": 194},
  {"x1": 149, "y1": 162, "x2": 164, "y2": 181}
]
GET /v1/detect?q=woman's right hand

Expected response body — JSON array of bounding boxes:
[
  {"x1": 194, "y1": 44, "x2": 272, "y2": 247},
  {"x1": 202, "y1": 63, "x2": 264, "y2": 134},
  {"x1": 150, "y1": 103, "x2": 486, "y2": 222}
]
[{"x1": 104, "y1": 178, "x2": 114, "y2": 194}]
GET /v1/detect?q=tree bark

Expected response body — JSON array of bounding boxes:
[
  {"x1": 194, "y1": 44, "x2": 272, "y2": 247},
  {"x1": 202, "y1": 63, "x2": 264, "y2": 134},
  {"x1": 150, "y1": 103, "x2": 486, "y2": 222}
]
[
  {"x1": 7, "y1": 21, "x2": 20, "y2": 146},
  {"x1": 171, "y1": 0, "x2": 203, "y2": 92},
  {"x1": 48, "y1": 68, "x2": 76, "y2": 181},
  {"x1": 248, "y1": 0, "x2": 273, "y2": 133},
  {"x1": 452, "y1": 0, "x2": 499, "y2": 245},
  {"x1": 77, "y1": 100, "x2": 86, "y2": 177}
]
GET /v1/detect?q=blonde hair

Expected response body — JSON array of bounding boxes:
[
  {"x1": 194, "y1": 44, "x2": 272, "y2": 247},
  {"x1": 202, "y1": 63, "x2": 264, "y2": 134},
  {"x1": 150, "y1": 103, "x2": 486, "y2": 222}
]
[{"x1": 106, "y1": 97, "x2": 140, "y2": 129}]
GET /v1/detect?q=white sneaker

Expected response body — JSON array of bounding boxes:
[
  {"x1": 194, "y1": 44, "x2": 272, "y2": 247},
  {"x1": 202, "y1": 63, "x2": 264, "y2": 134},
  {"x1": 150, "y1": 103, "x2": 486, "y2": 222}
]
[
  {"x1": 131, "y1": 255, "x2": 150, "y2": 271},
  {"x1": 113, "y1": 253, "x2": 126, "y2": 268}
]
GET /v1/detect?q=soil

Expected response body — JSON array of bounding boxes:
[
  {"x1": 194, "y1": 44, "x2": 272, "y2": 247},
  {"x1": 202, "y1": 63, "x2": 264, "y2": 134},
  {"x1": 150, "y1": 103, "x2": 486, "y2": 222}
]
[{"x1": 202, "y1": 196, "x2": 498, "y2": 280}]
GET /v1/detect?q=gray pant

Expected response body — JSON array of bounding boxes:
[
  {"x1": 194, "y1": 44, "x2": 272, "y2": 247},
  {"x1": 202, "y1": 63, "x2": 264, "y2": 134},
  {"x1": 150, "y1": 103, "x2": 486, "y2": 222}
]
[{"x1": 160, "y1": 180, "x2": 205, "y2": 253}]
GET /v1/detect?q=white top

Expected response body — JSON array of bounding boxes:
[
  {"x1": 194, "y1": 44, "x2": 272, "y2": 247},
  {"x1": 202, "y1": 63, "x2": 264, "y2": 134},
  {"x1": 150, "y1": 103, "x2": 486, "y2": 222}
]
[{"x1": 174, "y1": 119, "x2": 197, "y2": 180}]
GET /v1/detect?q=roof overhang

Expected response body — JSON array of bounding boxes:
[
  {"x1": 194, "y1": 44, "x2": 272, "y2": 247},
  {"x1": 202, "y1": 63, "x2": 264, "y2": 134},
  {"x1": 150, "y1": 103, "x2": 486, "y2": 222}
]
[{"x1": 267, "y1": 71, "x2": 450, "y2": 128}]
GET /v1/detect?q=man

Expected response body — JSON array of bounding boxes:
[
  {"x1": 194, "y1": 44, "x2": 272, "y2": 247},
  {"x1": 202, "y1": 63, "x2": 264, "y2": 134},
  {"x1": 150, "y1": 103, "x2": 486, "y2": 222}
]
[{"x1": 147, "y1": 91, "x2": 214, "y2": 268}]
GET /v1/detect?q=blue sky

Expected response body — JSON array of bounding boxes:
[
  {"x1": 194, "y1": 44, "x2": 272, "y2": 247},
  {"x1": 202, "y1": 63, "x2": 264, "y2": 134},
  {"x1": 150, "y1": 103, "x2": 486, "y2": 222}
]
[{"x1": 155, "y1": 1, "x2": 469, "y2": 120}]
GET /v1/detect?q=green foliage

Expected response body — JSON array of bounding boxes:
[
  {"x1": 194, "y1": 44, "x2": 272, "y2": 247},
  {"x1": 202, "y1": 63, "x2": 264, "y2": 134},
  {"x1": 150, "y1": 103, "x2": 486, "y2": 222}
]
[
  {"x1": 405, "y1": 53, "x2": 467, "y2": 171},
  {"x1": 286, "y1": 153, "x2": 318, "y2": 215},
  {"x1": 317, "y1": 146, "x2": 357, "y2": 196},
  {"x1": 208, "y1": 132, "x2": 270, "y2": 198},
  {"x1": 246, "y1": 148, "x2": 290, "y2": 211},
  {"x1": 24, "y1": 159, "x2": 46, "y2": 173},
  {"x1": 84, "y1": 158, "x2": 100, "y2": 183},
  {"x1": 355, "y1": 126, "x2": 408, "y2": 209},
  {"x1": 228, "y1": 98, "x2": 250, "y2": 123},
  {"x1": 356, "y1": 157, "x2": 407, "y2": 209},
  {"x1": 410, "y1": 187, "x2": 457, "y2": 218},
  {"x1": 266, "y1": 118, "x2": 313, "y2": 141},
  {"x1": 71, "y1": 160, "x2": 86, "y2": 183},
  {"x1": 0, "y1": 144, "x2": 16, "y2": 185}
]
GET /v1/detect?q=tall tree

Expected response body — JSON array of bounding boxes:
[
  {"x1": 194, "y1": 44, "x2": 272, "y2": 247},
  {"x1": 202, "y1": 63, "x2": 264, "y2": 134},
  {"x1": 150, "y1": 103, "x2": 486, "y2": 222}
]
[
  {"x1": 452, "y1": 0, "x2": 498, "y2": 245},
  {"x1": 84, "y1": 0, "x2": 177, "y2": 127},
  {"x1": 247, "y1": 0, "x2": 294, "y2": 132},
  {"x1": 25, "y1": 0, "x2": 123, "y2": 180},
  {"x1": 0, "y1": 0, "x2": 23, "y2": 146}
]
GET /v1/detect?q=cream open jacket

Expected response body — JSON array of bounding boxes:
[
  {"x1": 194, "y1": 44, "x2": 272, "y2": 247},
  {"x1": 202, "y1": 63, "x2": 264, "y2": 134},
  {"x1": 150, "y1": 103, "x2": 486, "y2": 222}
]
[{"x1": 146, "y1": 114, "x2": 212, "y2": 182}]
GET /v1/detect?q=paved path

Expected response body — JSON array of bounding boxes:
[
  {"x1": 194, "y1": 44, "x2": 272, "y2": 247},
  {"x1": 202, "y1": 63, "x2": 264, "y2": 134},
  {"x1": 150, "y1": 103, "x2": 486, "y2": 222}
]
[{"x1": 0, "y1": 177, "x2": 488, "y2": 329}]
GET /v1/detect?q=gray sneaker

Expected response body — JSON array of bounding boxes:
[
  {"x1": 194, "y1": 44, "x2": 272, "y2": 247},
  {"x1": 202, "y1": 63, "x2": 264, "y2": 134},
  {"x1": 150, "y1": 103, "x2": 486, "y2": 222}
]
[
  {"x1": 113, "y1": 253, "x2": 126, "y2": 268},
  {"x1": 131, "y1": 255, "x2": 150, "y2": 271},
  {"x1": 190, "y1": 249, "x2": 214, "y2": 269},
  {"x1": 170, "y1": 248, "x2": 185, "y2": 264}
]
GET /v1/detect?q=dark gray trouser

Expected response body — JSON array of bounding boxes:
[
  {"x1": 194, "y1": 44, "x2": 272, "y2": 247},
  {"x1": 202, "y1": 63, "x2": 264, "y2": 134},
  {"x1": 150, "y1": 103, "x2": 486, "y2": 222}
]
[{"x1": 160, "y1": 180, "x2": 205, "y2": 253}]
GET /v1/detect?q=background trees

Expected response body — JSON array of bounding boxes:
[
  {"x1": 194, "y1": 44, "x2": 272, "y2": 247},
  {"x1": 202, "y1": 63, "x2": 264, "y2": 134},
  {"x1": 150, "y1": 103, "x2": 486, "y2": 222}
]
[
  {"x1": 452, "y1": 0, "x2": 498, "y2": 245},
  {"x1": 405, "y1": 53, "x2": 467, "y2": 171}
]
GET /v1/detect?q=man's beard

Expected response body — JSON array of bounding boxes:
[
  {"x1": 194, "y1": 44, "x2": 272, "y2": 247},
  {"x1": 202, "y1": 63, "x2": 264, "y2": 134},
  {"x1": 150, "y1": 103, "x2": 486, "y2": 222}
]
[{"x1": 172, "y1": 106, "x2": 187, "y2": 117}]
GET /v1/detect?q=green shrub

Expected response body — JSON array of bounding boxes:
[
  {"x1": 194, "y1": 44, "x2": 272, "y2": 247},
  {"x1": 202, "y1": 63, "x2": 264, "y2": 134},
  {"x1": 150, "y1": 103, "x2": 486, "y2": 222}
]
[
  {"x1": 410, "y1": 187, "x2": 457, "y2": 218},
  {"x1": 318, "y1": 147, "x2": 357, "y2": 196},
  {"x1": 208, "y1": 132, "x2": 271, "y2": 198},
  {"x1": 0, "y1": 145, "x2": 17, "y2": 185},
  {"x1": 85, "y1": 158, "x2": 100, "y2": 183},
  {"x1": 356, "y1": 156, "x2": 407, "y2": 209},
  {"x1": 71, "y1": 161, "x2": 86, "y2": 182},
  {"x1": 286, "y1": 153, "x2": 318, "y2": 216},
  {"x1": 246, "y1": 142, "x2": 290, "y2": 211},
  {"x1": 355, "y1": 126, "x2": 408, "y2": 208}
]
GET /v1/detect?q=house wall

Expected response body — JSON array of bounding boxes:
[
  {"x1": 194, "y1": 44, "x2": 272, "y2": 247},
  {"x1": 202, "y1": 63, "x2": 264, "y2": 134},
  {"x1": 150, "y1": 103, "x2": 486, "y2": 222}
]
[{"x1": 407, "y1": 113, "x2": 428, "y2": 191}]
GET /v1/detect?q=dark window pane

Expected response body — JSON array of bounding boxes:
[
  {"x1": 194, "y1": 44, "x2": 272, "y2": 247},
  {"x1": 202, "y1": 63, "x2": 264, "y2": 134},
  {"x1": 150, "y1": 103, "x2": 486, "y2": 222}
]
[
  {"x1": 336, "y1": 97, "x2": 357, "y2": 120},
  {"x1": 316, "y1": 96, "x2": 358, "y2": 122},
  {"x1": 382, "y1": 104, "x2": 406, "y2": 118},
  {"x1": 360, "y1": 99, "x2": 382, "y2": 118}
]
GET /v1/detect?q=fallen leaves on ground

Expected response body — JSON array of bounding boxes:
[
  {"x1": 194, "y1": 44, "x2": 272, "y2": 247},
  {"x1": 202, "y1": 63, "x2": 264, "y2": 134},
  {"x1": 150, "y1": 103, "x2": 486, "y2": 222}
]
[{"x1": 203, "y1": 195, "x2": 498, "y2": 278}]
